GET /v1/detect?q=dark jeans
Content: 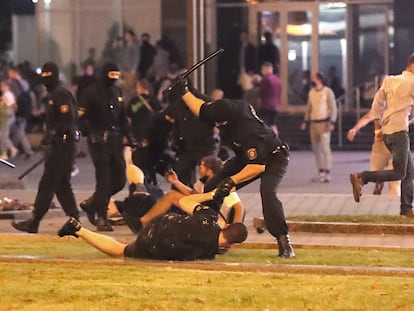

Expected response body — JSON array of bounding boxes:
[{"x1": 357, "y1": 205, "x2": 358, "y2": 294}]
[{"x1": 361, "y1": 131, "x2": 414, "y2": 214}]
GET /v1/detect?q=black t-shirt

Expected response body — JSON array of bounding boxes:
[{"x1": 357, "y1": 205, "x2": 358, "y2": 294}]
[{"x1": 124, "y1": 207, "x2": 220, "y2": 261}]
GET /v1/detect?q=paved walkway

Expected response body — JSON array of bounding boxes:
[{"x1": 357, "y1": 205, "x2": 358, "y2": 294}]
[{"x1": 1, "y1": 150, "x2": 413, "y2": 250}]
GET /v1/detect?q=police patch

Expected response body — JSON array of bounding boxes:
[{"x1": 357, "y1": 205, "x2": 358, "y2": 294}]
[
  {"x1": 118, "y1": 97, "x2": 123, "y2": 102},
  {"x1": 60, "y1": 104, "x2": 69, "y2": 113},
  {"x1": 247, "y1": 148, "x2": 257, "y2": 160}
]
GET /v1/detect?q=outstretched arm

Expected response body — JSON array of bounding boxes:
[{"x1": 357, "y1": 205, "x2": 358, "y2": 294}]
[
  {"x1": 347, "y1": 110, "x2": 376, "y2": 141},
  {"x1": 76, "y1": 227, "x2": 127, "y2": 258}
]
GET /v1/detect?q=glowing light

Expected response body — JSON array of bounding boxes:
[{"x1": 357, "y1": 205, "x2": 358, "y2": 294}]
[{"x1": 288, "y1": 50, "x2": 297, "y2": 61}]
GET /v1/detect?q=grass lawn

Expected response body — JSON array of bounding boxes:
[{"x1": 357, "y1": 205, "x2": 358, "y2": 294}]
[{"x1": 0, "y1": 234, "x2": 413, "y2": 310}]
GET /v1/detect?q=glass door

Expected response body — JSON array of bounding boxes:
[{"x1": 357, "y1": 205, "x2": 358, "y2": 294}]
[{"x1": 249, "y1": 1, "x2": 318, "y2": 109}]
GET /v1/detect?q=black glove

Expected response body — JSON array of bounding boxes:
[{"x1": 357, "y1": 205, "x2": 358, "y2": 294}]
[
  {"x1": 165, "y1": 76, "x2": 189, "y2": 104},
  {"x1": 214, "y1": 177, "x2": 236, "y2": 200}
]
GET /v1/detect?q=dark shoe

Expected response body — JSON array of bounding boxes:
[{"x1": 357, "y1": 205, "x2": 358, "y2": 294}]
[
  {"x1": 58, "y1": 217, "x2": 81, "y2": 237},
  {"x1": 121, "y1": 211, "x2": 143, "y2": 234},
  {"x1": 350, "y1": 173, "x2": 363, "y2": 203},
  {"x1": 11, "y1": 217, "x2": 39, "y2": 233},
  {"x1": 276, "y1": 234, "x2": 295, "y2": 258},
  {"x1": 373, "y1": 183, "x2": 384, "y2": 195},
  {"x1": 80, "y1": 197, "x2": 96, "y2": 225},
  {"x1": 129, "y1": 183, "x2": 150, "y2": 197},
  {"x1": 400, "y1": 211, "x2": 414, "y2": 218},
  {"x1": 96, "y1": 217, "x2": 113, "y2": 232},
  {"x1": 108, "y1": 217, "x2": 126, "y2": 226}
]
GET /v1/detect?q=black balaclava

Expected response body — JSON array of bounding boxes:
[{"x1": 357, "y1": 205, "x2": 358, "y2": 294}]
[
  {"x1": 100, "y1": 62, "x2": 120, "y2": 87},
  {"x1": 41, "y1": 61, "x2": 60, "y2": 91}
]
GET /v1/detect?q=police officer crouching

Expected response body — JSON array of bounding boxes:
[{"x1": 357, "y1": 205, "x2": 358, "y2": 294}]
[
  {"x1": 166, "y1": 76, "x2": 295, "y2": 258},
  {"x1": 12, "y1": 62, "x2": 80, "y2": 233}
]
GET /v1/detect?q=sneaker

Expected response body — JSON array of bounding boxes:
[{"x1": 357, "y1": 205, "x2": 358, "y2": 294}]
[
  {"x1": 350, "y1": 173, "x2": 363, "y2": 202},
  {"x1": 129, "y1": 183, "x2": 150, "y2": 197},
  {"x1": 58, "y1": 217, "x2": 81, "y2": 237},
  {"x1": 319, "y1": 171, "x2": 326, "y2": 182},
  {"x1": 323, "y1": 173, "x2": 331, "y2": 183}
]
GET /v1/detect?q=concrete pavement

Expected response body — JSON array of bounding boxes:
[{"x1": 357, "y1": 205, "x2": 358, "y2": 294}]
[{"x1": 1, "y1": 149, "x2": 414, "y2": 250}]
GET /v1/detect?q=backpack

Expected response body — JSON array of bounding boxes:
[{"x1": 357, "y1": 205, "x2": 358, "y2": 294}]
[{"x1": 15, "y1": 81, "x2": 33, "y2": 120}]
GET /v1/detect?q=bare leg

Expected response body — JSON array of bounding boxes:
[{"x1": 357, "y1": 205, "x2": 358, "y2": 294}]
[
  {"x1": 140, "y1": 190, "x2": 184, "y2": 226},
  {"x1": 76, "y1": 227, "x2": 127, "y2": 257}
]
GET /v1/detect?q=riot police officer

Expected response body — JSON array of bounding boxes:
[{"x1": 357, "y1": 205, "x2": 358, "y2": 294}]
[
  {"x1": 167, "y1": 78, "x2": 295, "y2": 258},
  {"x1": 12, "y1": 62, "x2": 80, "y2": 233},
  {"x1": 78, "y1": 62, "x2": 136, "y2": 231}
]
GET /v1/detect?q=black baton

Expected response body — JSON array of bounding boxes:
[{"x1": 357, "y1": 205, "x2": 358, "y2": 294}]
[
  {"x1": 18, "y1": 157, "x2": 45, "y2": 180},
  {"x1": 0, "y1": 158, "x2": 16, "y2": 168},
  {"x1": 167, "y1": 48, "x2": 224, "y2": 93},
  {"x1": 181, "y1": 48, "x2": 224, "y2": 79}
]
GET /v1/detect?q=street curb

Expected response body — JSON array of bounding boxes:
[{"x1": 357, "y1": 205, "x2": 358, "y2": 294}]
[{"x1": 288, "y1": 221, "x2": 414, "y2": 235}]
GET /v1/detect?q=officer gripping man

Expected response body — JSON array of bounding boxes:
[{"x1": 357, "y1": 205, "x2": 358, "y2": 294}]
[
  {"x1": 77, "y1": 62, "x2": 136, "y2": 231},
  {"x1": 12, "y1": 62, "x2": 80, "y2": 233},
  {"x1": 167, "y1": 77, "x2": 295, "y2": 258}
]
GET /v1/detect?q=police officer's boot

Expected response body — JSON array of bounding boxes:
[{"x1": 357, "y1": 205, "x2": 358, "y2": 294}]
[
  {"x1": 96, "y1": 217, "x2": 113, "y2": 232},
  {"x1": 11, "y1": 215, "x2": 41, "y2": 233},
  {"x1": 80, "y1": 196, "x2": 96, "y2": 225},
  {"x1": 276, "y1": 234, "x2": 295, "y2": 258}
]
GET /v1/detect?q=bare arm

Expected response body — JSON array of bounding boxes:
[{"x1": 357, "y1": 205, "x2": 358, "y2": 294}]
[
  {"x1": 181, "y1": 92, "x2": 205, "y2": 117},
  {"x1": 178, "y1": 192, "x2": 215, "y2": 215},
  {"x1": 347, "y1": 110, "x2": 377, "y2": 141},
  {"x1": 165, "y1": 170, "x2": 195, "y2": 195}
]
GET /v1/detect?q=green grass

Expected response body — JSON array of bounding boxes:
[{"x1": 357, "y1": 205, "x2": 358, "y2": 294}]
[
  {"x1": 1, "y1": 235, "x2": 414, "y2": 268},
  {"x1": 1, "y1": 235, "x2": 414, "y2": 310}
]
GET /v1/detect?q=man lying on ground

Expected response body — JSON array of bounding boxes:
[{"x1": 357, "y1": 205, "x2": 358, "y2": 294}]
[
  {"x1": 57, "y1": 192, "x2": 248, "y2": 261},
  {"x1": 111, "y1": 151, "x2": 244, "y2": 234}
]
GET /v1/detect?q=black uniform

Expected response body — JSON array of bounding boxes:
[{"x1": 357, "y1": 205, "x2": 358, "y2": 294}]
[
  {"x1": 166, "y1": 101, "x2": 216, "y2": 187},
  {"x1": 12, "y1": 62, "x2": 79, "y2": 233},
  {"x1": 127, "y1": 94, "x2": 167, "y2": 185},
  {"x1": 78, "y1": 62, "x2": 133, "y2": 230},
  {"x1": 198, "y1": 98, "x2": 293, "y2": 257},
  {"x1": 124, "y1": 206, "x2": 220, "y2": 260}
]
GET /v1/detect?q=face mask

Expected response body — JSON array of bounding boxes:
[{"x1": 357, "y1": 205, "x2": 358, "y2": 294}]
[
  {"x1": 41, "y1": 62, "x2": 60, "y2": 91},
  {"x1": 101, "y1": 62, "x2": 120, "y2": 87}
]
